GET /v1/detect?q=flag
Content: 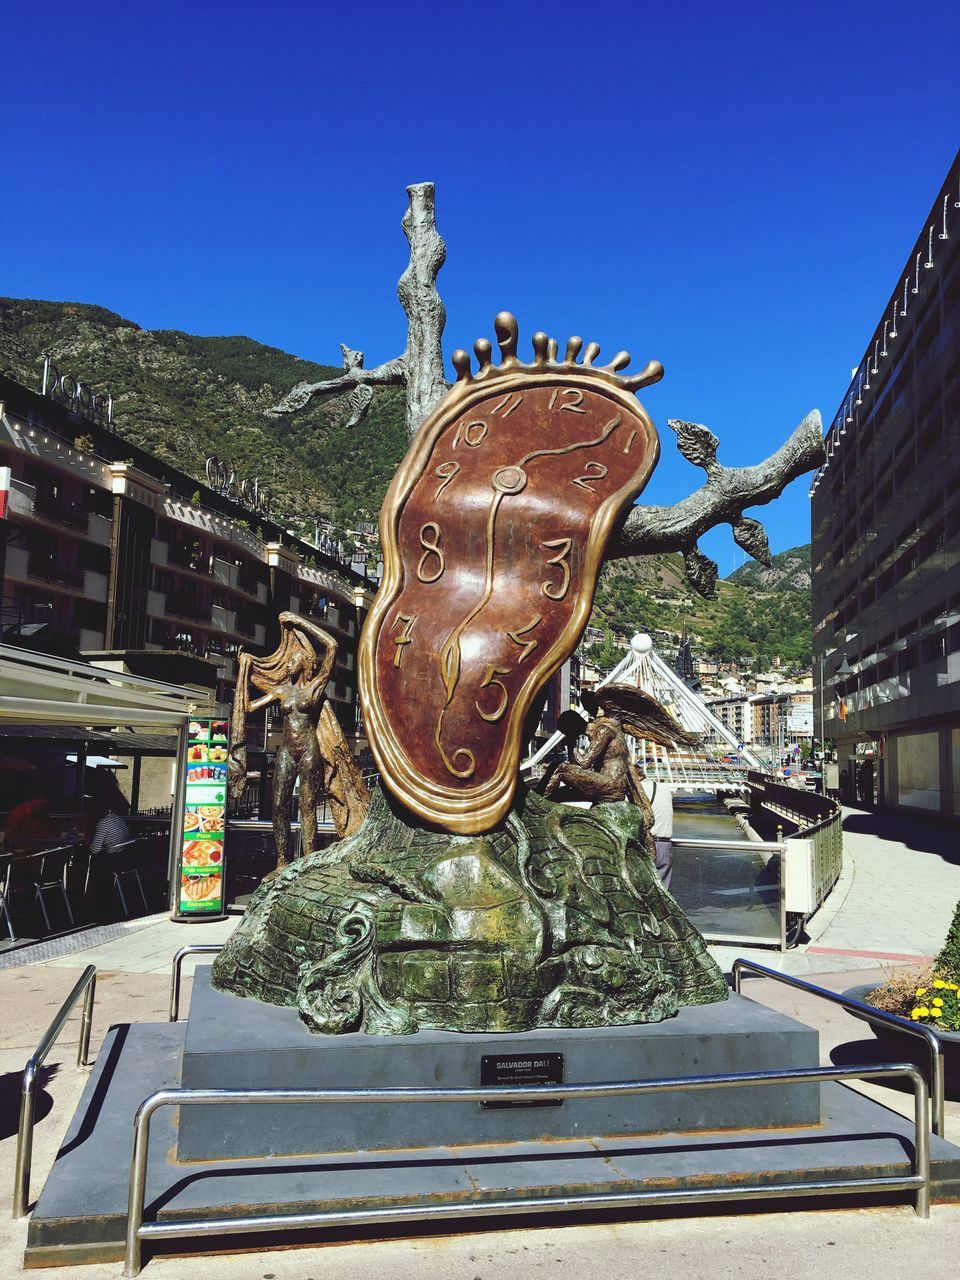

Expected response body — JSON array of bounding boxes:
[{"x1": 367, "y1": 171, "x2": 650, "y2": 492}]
[{"x1": 836, "y1": 697, "x2": 847, "y2": 722}]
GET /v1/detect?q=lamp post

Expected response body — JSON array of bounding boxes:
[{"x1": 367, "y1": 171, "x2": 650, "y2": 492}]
[{"x1": 816, "y1": 648, "x2": 853, "y2": 792}]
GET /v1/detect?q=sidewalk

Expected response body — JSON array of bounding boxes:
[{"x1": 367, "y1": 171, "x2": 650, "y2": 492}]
[{"x1": 1, "y1": 808, "x2": 959, "y2": 1276}]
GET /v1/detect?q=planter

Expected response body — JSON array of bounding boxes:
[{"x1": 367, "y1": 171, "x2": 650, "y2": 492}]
[{"x1": 843, "y1": 983, "x2": 960, "y2": 1092}]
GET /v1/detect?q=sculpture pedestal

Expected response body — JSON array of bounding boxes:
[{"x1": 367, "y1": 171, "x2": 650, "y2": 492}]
[
  {"x1": 26, "y1": 981, "x2": 960, "y2": 1267},
  {"x1": 178, "y1": 967, "x2": 819, "y2": 1161}
]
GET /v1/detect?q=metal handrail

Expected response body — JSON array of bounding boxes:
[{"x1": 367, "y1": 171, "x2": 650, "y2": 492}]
[
  {"x1": 124, "y1": 1062, "x2": 929, "y2": 1275},
  {"x1": 732, "y1": 958, "x2": 946, "y2": 1138},
  {"x1": 169, "y1": 944, "x2": 224, "y2": 1021},
  {"x1": 13, "y1": 964, "x2": 97, "y2": 1219}
]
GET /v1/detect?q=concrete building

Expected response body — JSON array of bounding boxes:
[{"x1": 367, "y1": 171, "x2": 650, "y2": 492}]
[
  {"x1": 810, "y1": 150, "x2": 960, "y2": 816},
  {"x1": 708, "y1": 695, "x2": 754, "y2": 747},
  {"x1": 0, "y1": 371, "x2": 375, "y2": 745}
]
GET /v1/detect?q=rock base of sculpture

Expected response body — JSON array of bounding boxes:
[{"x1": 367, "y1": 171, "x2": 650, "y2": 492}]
[
  {"x1": 180, "y1": 966, "x2": 818, "y2": 1161},
  {"x1": 211, "y1": 785, "x2": 728, "y2": 1035}
]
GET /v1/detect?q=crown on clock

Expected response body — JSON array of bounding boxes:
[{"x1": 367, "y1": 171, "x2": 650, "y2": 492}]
[{"x1": 450, "y1": 311, "x2": 664, "y2": 393}]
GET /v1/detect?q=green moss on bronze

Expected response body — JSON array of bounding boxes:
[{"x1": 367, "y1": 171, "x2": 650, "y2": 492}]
[{"x1": 212, "y1": 785, "x2": 727, "y2": 1034}]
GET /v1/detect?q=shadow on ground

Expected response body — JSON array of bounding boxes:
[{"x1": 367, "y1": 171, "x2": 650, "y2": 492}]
[
  {"x1": 830, "y1": 1037, "x2": 960, "y2": 1102},
  {"x1": 0, "y1": 1064, "x2": 58, "y2": 1140},
  {"x1": 842, "y1": 808, "x2": 960, "y2": 865}
]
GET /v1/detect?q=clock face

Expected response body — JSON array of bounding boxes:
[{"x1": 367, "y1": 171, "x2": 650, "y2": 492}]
[{"x1": 359, "y1": 368, "x2": 659, "y2": 833}]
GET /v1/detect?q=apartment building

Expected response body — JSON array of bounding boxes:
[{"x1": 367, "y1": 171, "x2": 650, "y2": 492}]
[
  {"x1": 0, "y1": 371, "x2": 374, "y2": 740},
  {"x1": 810, "y1": 150, "x2": 960, "y2": 816}
]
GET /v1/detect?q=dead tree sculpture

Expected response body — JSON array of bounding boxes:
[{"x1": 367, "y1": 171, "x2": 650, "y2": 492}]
[{"x1": 269, "y1": 182, "x2": 824, "y2": 594}]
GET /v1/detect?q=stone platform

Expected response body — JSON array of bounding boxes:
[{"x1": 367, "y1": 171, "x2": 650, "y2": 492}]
[
  {"x1": 25, "y1": 1020, "x2": 960, "y2": 1268},
  {"x1": 179, "y1": 967, "x2": 819, "y2": 1160},
  {"x1": 24, "y1": 969, "x2": 960, "y2": 1268}
]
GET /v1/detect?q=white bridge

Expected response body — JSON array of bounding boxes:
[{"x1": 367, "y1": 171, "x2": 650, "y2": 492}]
[{"x1": 523, "y1": 633, "x2": 758, "y2": 795}]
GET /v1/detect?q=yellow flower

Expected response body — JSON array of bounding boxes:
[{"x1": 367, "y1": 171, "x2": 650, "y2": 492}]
[
  {"x1": 915, "y1": 988, "x2": 927, "y2": 997},
  {"x1": 911, "y1": 1009, "x2": 923, "y2": 1020},
  {"x1": 917, "y1": 1007, "x2": 931, "y2": 1017},
  {"x1": 930, "y1": 1008, "x2": 943, "y2": 1018},
  {"x1": 933, "y1": 998, "x2": 944, "y2": 1007},
  {"x1": 933, "y1": 979, "x2": 946, "y2": 989}
]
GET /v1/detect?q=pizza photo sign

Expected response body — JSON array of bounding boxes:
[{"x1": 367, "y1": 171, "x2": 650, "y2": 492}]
[{"x1": 359, "y1": 313, "x2": 662, "y2": 833}]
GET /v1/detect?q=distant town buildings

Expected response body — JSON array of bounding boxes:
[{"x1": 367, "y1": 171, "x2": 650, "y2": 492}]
[{"x1": 810, "y1": 149, "x2": 960, "y2": 816}]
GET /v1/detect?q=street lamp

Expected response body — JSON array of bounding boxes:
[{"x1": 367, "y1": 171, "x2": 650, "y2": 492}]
[{"x1": 816, "y1": 648, "x2": 853, "y2": 788}]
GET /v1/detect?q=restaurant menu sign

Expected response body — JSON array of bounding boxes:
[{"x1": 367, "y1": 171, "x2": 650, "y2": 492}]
[{"x1": 175, "y1": 717, "x2": 229, "y2": 917}]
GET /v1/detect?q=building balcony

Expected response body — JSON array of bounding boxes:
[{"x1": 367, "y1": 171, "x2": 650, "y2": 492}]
[
  {"x1": 3, "y1": 544, "x2": 29, "y2": 581},
  {"x1": 84, "y1": 570, "x2": 109, "y2": 604},
  {"x1": 234, "y1": 615, "x2": 265, "y2": 645},
  {"x1": 211, "y1": 603, "x2": 236, "y2": 634},
  {"x1": 33, "y1": 494, "x2": 89, "y2": 534},
  {"x1": 87, "y1": 512, "x2": 112, "y2": 547},
  {"x1": 7, "y1": 478, "x2": 36, "y2": 518},
  {"x1": 168, "y1": 544, "x2": 210, "y2": 573},
  {"x1": 78, "y1": 626, "x2": 107, "y2": 652},
  {"x1": 27, "y1": 557, "x2": 84, "y2": 591},
  {"x1": 213, "y1": 557, "x2": 239, "y2": 591},
  {"x1": 166, "y1": 593, "x2": 211, "y2": 623}
]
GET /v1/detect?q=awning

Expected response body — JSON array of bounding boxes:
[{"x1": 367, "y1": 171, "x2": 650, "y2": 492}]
[
  {"x1": 0, "y1": 642, "x2": 211, "y2": 729},
  {"x1": 66, "y1": 753, "x2": 127, "y2": 769}
]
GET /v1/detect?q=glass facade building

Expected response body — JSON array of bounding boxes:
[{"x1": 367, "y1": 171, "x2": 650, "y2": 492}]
[{"x1": 811, "y1": 150, "x2": 960, "y2": 817}]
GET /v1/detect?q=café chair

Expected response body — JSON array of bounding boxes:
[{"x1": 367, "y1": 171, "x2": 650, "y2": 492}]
[
  {"x1": 27, "y1": 846, "x2": 76, "y2": 933},
  {"x1": 0, "y1": 853, "x2": 16, "y2": 941},
  {"x1": 110, "y1": 839, "x2": 150, "y2": 919}
]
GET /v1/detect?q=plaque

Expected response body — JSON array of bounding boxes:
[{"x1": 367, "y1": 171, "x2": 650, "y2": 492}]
[
  {"x1": 480, "y1": 1051, "x2": 564, "y2": 1109},
  {"x1": 359, "y1": 313, "x2": 661, "y2": 833}
]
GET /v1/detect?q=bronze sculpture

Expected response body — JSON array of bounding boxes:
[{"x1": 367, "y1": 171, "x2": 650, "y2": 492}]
[
  {"x1": 544, "y1": 684, "x2": 698, "y2": 806},
  {"x1": 213, "y1": 181, "x2": 824, "y2": 1035},
  {"x1": 228, "y1": 613, "x2": 369, "y2": 872},
  {"x1": 213, "y1": 318, "x2": 731, "y2": 1032}
]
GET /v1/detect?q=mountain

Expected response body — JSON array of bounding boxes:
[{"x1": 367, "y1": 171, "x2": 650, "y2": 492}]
[
  {"x1": 0, "y1": 297, "x2": 408, "y2": 534},
  {"x1": 0, "y1": 297, "x2": 812, "y2": 668},
  {"x1": 585, "y1": 543, "x2": 812, "y2": 672},
  {"x1": 727, "y1": 544, "x2": 811, "y2": 592}
]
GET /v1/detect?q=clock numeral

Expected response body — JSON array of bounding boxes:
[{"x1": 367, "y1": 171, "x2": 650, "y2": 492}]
[
  {"x1": 417, "y1": 522, "x2": 445, "y2": 583},
  {"x1": 452, "y1": 420, "x2": 488, "y2": 448},
  {"x1": 506, "y1": 614, "x2": 542, "y2": 663},
  {"x1": 571, "y1": 461, "x2": 608, "y2": 493},
  {"x1": 476, "y1": 665, "x2": 512, "y2": 723},
  {"x1": 623, "y1": 429, "x2": 637, "y2": 453},
  {"x1": 434, "y1": 460, "x2": 461, "y2": 500},
  {"x1": 548, "y1": 387, "x2": 587, "y2": 414},
  {"x1": 390, "y1": 612, "x2": 417, "y2": 668},
  {"x1": 541, "y1": 538, "x2": 573, "y2": 601},
  {"x1": 435, "y1": 710, "x2": 476, "y2": 779},
  {"x1": 491, "y1": 392, "x2": 524, "y2": 417}
]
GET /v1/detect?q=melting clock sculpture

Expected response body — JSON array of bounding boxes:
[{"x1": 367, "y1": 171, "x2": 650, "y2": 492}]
[{"x1": 212, "y1": 316, "x2": 729, "y2": 1033}]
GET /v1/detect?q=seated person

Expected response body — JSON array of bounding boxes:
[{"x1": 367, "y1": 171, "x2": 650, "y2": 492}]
[
  {"x1": 5, "y1": 786, "x2": 58, "y2": 855},
  {"x1": 83, "y1": 799, "x2": 132, "y2": 921},
  {"x1": 89, "y1": 806, "x2": 131, "y2": 856}
]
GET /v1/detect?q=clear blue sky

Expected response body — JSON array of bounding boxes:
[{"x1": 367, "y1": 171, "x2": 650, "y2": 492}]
[{"x1": 3, "y1": 1, "x2": 958, "y2": 569}]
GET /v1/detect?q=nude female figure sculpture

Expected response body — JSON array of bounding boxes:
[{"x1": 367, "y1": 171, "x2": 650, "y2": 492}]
[{"x1": 228, "y1": 612, "x2": 368, "y2": 872}]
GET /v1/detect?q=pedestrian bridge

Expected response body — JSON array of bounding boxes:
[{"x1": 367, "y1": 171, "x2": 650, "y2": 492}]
[{"x1": 523, "y1": 632, "x2": 760, "y2": 792}]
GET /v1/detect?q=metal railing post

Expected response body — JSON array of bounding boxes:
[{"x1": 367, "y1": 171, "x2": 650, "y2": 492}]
[
  {"x1": 121, "y1": 1064, "x2": 933, "y2": 1276},
  {"x1": 169, "y1": 944, "x2": 225, "y2": 1022},
  {"x1": 78, "y1": 972, "x2": 96, "y2": 1067},
  {"x1": 732, "y1": 957, "x2": 946, "y2": 1138},
  {"x1": 914, "y1": 1069, "x2": 931, "y2": 1218},
  {"x1": 12, "y1": 964, "x2": 97, "y2": 1218}
]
